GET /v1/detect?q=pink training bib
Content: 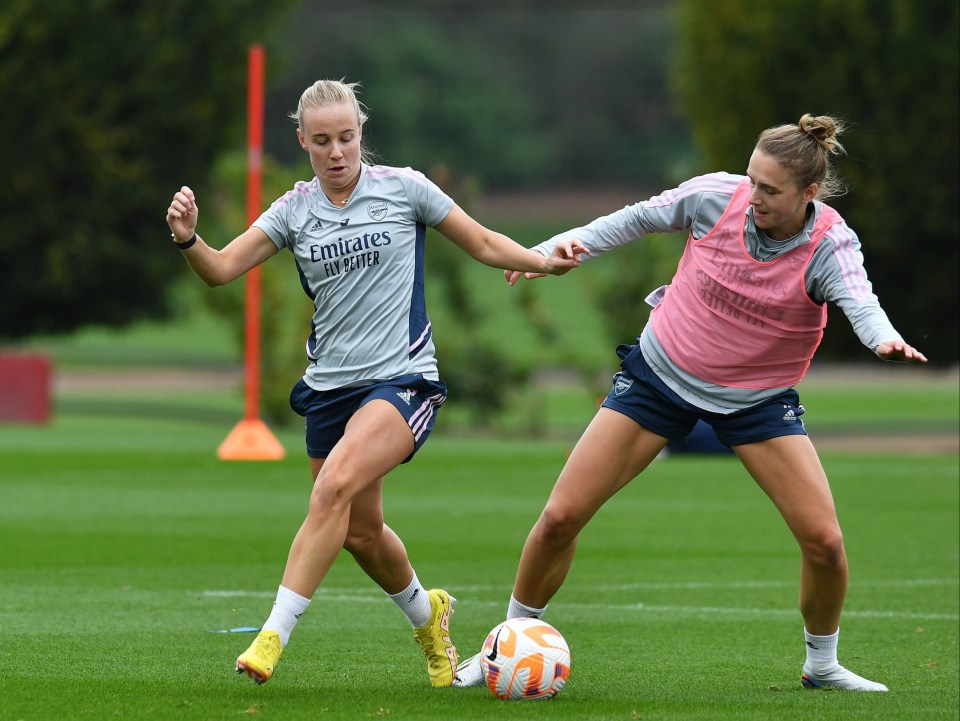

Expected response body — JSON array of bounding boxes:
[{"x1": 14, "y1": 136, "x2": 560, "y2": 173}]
[{"x1": 651, "y1": 178, "x2": 841, "y2": 389}]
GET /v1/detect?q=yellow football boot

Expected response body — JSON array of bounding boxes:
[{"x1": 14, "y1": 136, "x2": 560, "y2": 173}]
[
  {"x1": 413, "y1": 589, "x2": 459, "y2": 687},
  {"x1": 235, "y1": 630, "x2": 283, "y2": 685}
]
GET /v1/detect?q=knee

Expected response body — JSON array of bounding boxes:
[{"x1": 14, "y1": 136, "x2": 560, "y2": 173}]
[
  {"x1": 309, "y1": 467, "x2": 354, "y2": 516},
  {"x1": 800, "y1": 527, "x2": 846, "y2": 571},
  {"x1": 343, "y1": 521, "x2": 382, "y2": 555},
  {"x1": 534, "y1": 504, "x2": 584, "y2": 549}
]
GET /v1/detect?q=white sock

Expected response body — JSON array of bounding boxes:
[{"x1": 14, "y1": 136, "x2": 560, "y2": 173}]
[
  {"x1": 388, "y1": 574, "x2": 432, "y2": 628},
  {"x1": 804, "y1": 627, "x2": 840, "y2": 672},
  {"x1": 507, "y1": 595, "x2": 547, "y2": 620},
  {"x1": 801, "y1": 627, "x2": 887, "y2": 691},
  {"x1": 261, "y1": 585, "x2": 311, "y2": 647}
]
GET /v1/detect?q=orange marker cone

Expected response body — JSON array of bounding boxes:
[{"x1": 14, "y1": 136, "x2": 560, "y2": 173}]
[{"x1": 217, "y1": 417, "x2": 285, "y2": 460}]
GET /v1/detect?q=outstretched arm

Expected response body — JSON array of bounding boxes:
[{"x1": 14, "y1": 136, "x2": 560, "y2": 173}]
[
  {"x1": 435, "y1": 204, "x2": 586, "y2": 275},
  {"x1": 874, "y1": 340, "x2": 927, "y2": 364},
  {"x1": 166, "y1": 185, "x2": 277, "y2": 287}
]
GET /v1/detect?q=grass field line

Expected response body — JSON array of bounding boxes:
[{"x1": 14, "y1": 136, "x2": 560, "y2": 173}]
[
  {"x1": 203, "y1": 576, "x2": 959, "y2": 597},
  {"x1": 202, "y1": 578, "x2": 960, "y2": 622},
  {"x1": 460, "y1": 578, "x2": 960, "y2": 592}
]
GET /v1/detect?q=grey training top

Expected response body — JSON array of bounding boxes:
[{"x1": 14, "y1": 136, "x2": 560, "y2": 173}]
[
  {"x1": 535, "y1": 172, "x2": 902, "y2": 413},
  {"x1": 254, "y1": 163, "x2": 455, "y2": 391}
]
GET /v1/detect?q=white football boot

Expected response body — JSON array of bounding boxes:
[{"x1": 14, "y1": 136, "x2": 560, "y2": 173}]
[
  {"x1": 452, "y1": 652, "x2": 485, "y2": 688},
  {"x1": 801, "y1": 664, "x2": 888, "y2": 692}
]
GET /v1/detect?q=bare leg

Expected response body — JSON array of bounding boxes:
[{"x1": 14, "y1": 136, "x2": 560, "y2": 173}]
[
  {"x1": 340, "y1": 473, "x2": 415, "y2": 595},
  {"x1": 512, "y1": 408, "x2": 668, "y2": 607},
  {"x1": 236, "y1": 400, "x2": 416, "y2": 685},
  {"x1": 734, "y1": 435, "x2": 846, "y2": 634},
  {"x1": 281, "y1": 400, "x2": 415, "y2": 598},
  {"x1": 735, "y1": 435, "x2": 887, "y2": 691}
]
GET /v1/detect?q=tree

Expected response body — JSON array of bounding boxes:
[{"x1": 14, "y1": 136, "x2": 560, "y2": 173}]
[
  {"x1": 0, "y1": 0, "x2": 296, "y2": 340},
  {"x1": 673, "y1": 0, "x2": 959, "y2": 364},
  {"x1": 261, "y1": 0, "x2": 689, "y2": 189},
  {"x1": 260, "y1": 11, "x2": 551, "y2": 187}
]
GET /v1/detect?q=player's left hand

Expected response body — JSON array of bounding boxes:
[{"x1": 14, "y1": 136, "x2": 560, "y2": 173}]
[
  {"x1": 505, "y1": 239, "x2": 588, "y2": 285},
  {"x1": 875, "y1": 340, "x2": 928, "y2": 363}
]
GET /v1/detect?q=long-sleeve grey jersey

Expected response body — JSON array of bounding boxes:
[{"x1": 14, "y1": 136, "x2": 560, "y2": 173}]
[
  {"x1": 254, "y1": 163, "x2": 454, "y2": 391},
  {"x1": 535, "y1": 172, "x2": 903, "y2": 412}
]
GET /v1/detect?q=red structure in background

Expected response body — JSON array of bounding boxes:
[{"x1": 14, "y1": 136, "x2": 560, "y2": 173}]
[
  {"x1": 0, "y1": 354, "x2": 52, "y2": 425},
  {"x1": 217, "y1": 44, "x2": 285, "y2": 461}
]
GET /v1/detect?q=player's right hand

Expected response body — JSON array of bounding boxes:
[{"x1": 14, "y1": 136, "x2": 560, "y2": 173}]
[{"x1": 166, "y1": 185, "x2": 199, "y2": 242}]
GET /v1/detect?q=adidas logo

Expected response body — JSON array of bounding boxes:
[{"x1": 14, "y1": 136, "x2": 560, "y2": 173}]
[
  {"x1": 783, "y1": 409, "x2": 797, "y2": 422},
  {"x1": 396, "y1": 389, "x2": 418, "y2": 405},
  {"x1": 309, "y1": 220, "x2": 323, "y2": 232}
]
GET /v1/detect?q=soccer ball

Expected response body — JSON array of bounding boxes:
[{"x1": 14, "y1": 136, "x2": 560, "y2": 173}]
[{"x1": 479, "y1": 617, "x2": 571, "y2": 700}]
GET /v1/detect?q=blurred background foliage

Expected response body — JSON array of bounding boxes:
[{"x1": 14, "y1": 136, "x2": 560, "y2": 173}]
[
  {"x1": 0, "y1": 0, "x2": 297, "y2": 336},
  {"x1": 1, "y1": 0, "x2": 957, "y2": 425}
]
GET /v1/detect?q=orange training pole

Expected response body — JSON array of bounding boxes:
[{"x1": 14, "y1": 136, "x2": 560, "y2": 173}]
[
  {"x1": 244, "y1": 42, "x2": 264, "y2": 423},
  {"x1": 217, "y1": 43, "x2": 285, "y2": 461}
]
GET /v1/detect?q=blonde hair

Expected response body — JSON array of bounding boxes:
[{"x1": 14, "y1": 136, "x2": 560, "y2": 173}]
[
  {"x1": 290, "y1": 79, "x2": 375, "y2": 164},
  {"x1": 756, "y1": 114, "x2": 848, "y2": 200}
]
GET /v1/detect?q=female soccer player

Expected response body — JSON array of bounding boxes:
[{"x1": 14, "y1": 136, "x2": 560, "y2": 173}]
[
  {"x1": 455, "y1": 114, "x2": 926, "y2": 692},
  {"x1": 165, "y1": 79, "x2": 584, "y2": 687}
]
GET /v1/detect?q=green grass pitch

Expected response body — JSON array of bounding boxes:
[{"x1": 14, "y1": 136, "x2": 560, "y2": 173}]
[{"x1": 0, "y1": 386, "x2": 957, "y2": 720}]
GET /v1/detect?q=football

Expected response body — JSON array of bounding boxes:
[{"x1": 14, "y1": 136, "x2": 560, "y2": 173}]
[{"x1": 479, "y1": 617, "x2": 571, "y2": 700}]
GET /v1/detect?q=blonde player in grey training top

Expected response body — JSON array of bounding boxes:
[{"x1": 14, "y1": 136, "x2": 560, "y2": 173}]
[
  {"x1": 455, "y1": 114, "x2": 926, "y2": 692},
  {"x1": 165, "y1": 79, "x2": 585, "y2": 687}
]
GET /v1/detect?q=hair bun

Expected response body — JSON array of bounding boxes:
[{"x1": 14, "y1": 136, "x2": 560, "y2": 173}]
[{"x1": 799, "y1": 114, "x2": 845, "y2": 154}]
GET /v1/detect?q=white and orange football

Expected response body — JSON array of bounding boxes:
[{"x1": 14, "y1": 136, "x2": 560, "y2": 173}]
[{"x1": 479, "y1": 617, "x2": 571, "y2": 700}]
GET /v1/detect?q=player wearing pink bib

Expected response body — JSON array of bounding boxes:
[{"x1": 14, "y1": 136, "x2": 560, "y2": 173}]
[{"x1": 455, "y1": 115, "x2": 926, "y2": 692}]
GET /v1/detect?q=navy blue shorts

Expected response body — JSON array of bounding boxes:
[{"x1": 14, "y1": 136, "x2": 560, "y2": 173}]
[
  {"x1": 601, "y1": 344, "x2": 807, "y2": 448},
  {"x1": 289, "y1": 374, "x2": 447, "y2": 460}
]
